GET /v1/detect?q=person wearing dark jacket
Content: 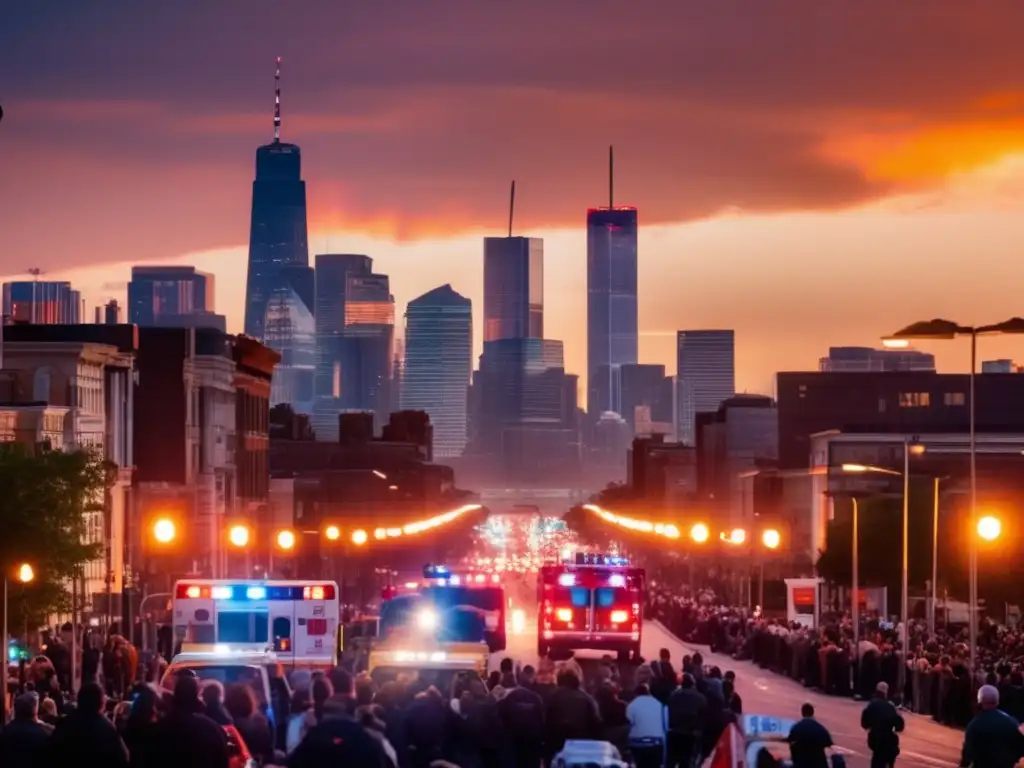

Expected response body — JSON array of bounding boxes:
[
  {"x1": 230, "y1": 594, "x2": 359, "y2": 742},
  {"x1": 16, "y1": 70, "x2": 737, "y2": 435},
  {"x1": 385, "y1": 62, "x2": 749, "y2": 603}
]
[
  {"x1": 861, "y1": 682, "x2": 904, "y2": 768},
  {"x1": 0, "y1": 692, "x2": 52, "y2": 768},
  {"x1": 47, "y1": 682, "x2": 128, "y2": 768},
  {"x1": 667, "y1": 673, "x2": 708, "y2": 768},
  {"x1": 147, "y1": 674, "x2": 230, "y2": 768},
  {"x1": 498, "y1": 677, "x2": 546, "y2": 768},
  {"x1": 788, "y1": 703, "x2": 832, "y2": 768},
  {"x1": 544, "y1": 666, "x2": 602, "y2": 760},
  {"x1": 960, "y1": 684, "x2": 1024, "y2": 768},
  {"x1": 287, "y1": 698, "x2": 390, "y2": 768}
]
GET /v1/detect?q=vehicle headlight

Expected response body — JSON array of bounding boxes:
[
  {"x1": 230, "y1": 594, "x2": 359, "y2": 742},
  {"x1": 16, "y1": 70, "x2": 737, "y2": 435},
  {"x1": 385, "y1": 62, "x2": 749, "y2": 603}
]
[{"x1": 416, "y1": 609, "x2": 438, "y2": 632}]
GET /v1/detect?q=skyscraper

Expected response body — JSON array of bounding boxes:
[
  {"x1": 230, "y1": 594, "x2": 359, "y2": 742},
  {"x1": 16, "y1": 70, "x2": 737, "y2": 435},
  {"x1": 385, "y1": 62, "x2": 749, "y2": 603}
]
[
  {"x1": 264, "y1": 285, "x2": 315, "y2": 414},
  {"x1": 312, "y1": 254, "x2": 394, "y2": 440},
  {"x1": 483, "y1": 236, "x2": 543, "y2": 341},
  {"x1": 243, "y1": 58, "x2": 310, "y2": 341},
  {"x1": 676, "y1": 330, "x2": 736, "y2": 445},
  {"x1": 587, "y1": 147, "x2": 638, "y2": 415},
  {"x1": 2, "y1": 281, "x2": 80, "y2": 324},
  {"x1": 402, "y1": 285, "x2": 472, "y2": 458},
  {"x1": 127, "y1": 266, "x2": 223, "y2": 329}
]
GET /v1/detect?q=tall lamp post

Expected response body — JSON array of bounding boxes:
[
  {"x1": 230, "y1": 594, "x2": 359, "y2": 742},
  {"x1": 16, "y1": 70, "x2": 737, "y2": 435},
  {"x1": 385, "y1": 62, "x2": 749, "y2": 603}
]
[
  {"x1": 885, "y1": 317, "x2": 1024, "y2": 670},
  {"x1": 3, "y1": 563, "x2": 34, "y2": 727}
]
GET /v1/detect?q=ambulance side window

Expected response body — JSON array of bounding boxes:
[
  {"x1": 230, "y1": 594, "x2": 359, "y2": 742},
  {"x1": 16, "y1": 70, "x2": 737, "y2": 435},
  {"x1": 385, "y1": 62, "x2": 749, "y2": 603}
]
[{"x1": 272, "y1": 617, "x2": 292, "y2": 652}]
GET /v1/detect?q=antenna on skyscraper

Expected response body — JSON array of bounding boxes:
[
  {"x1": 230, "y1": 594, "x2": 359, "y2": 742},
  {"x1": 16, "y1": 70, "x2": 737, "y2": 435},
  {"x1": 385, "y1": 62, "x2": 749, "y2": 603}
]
[
  {"x1": 608, "y1": 145, "x2": 614, "y2": 208},
  {"x1": 273, "y1": 56, "x2": 282, "y2": 142},
  {"x1": 508, "y1": 180, "x2": 516, "y2": 237}
]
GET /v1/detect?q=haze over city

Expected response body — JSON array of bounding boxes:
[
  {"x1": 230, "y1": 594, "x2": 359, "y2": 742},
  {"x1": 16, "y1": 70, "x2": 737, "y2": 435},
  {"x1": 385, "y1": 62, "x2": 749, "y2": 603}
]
[{"x1": 5, "y1": 1, "x2": 1024, "y2": 393}]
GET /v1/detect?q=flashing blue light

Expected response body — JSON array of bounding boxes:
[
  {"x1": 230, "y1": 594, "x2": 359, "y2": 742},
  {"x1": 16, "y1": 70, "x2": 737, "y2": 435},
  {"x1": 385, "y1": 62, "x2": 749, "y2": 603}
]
[
  {"x1": 423, "y1": 564, "x2": 450, "y2": 579},
  {"x1": 575, "y1": 553, "x2": 630, "y2": 567},
  {"x1": 246, "y1": 586, "x2": 267, "y2": 600}
]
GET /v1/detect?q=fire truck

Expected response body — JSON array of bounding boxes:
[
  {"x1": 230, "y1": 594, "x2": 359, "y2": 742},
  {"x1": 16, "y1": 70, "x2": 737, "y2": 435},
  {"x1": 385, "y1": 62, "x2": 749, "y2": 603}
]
[{"x1": 537, "y1": 553, "x2": 645, "y2": 662}]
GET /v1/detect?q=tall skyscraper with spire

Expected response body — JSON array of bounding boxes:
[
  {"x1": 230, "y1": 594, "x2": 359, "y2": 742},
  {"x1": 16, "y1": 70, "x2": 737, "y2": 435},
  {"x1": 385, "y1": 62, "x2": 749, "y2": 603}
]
[
  {"x1": 587, "y1": 146, "x2": 638, "y2": 416},
  {"x1": 244, "y1": 57, "x2": 312, "y2": 342}
]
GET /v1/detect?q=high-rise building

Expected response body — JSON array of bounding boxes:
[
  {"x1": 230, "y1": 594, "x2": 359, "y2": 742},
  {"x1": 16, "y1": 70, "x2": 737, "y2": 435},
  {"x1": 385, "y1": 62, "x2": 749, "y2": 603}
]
[
  {"x1": 243, "y1": 58, "x2": 310, "y2": 342},
  {"x1": 127, "y1": 266, "x2": 224, "y2": 329},
  {"x1": 619, "y1": 363, "x2": 674, "y2": 435},
  {"x1": 95, "y1": 299, "x2": 121, "y2": 325},
  {"x1": 312, "y1": 254, "x2": 394, "y2": 440},
  {"x1": 2, "y1": 281, "x2": 81, "y2": 324},
  {"x1": 264, "y1": 285, "x2": 315, "y2": 414},
  {"x1": 401, "y1": 285, "x2": 472, "y2": 458},
  {"x1": 819, "y1": 346, "x2": 935, "y2": 372},
  {"x1": 586, "y1": 148, "x2": 638, "y2": 415},
  {"x1": 676, "y1": 330, "x2": 736, "y2": 445},
  {"x1": 483, "y1": 236, "x2": 543, "y2": 342}
]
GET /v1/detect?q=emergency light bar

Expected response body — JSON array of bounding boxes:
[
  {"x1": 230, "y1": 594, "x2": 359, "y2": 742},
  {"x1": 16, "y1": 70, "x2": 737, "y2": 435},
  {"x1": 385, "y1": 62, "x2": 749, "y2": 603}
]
[
  {"x1": 175, "y1": 583, "x2": 336, "y2": 601},
  {"x1": 423, "y1": 564, "x2": 450, "y2": 579},
  {"x1": 573, "y1": 553, "x2": 630, "y2": 567}
]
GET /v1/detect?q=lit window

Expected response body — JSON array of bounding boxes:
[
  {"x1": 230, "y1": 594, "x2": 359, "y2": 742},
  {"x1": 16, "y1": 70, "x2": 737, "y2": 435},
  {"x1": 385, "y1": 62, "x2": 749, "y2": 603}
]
[
  {"x1": 943, "y1": 392, "x2": 966, "y2": 406},
  {"x1": 898, "y1": 392, "x2": 930, "y2": 408}
]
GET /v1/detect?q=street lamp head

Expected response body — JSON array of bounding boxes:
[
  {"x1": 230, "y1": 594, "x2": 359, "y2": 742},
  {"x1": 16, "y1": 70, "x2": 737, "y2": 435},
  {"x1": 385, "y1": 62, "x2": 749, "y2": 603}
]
[
  {"x1": 17, "y1": 563, "x2": 34, "y2": 583},
  {"x1": 690, "y1": 523, "x2": 709, "y2": 544},
  {"x1": 324, "y1": 525, "x2": 341, "y2": 541},
  {"x1": 978, "y1": 317, "x2": 1024, "y2": 336},
  {"x1": 841, "y1": 463, "x2": 870, "y2": 474},
  {"x1": 884, "y1": 319, "x2": 971, "y2": 343},
  {"x1": 153, "y1": 518, "x2": 176, "y2": 544},
  {"x1": 351, "y1": 529, "x2": 368, "y2": 546},
  {"x1": 762, "y1": 529, "x2": 781, "y2": 550},
  {"x1": 276, "y1": 529, "x2": 296, "y2": 551},
  {"x1": 228, "y1": 525, "x2": 250, "y2": 548},
  {"x1": 977, "y1": 515, "x2": 1001, "y2": 542},
  {"x1": 720, "y1": 528, "x2": 745, "y2": 545},
  {"x1": 909, "y1": 443, "x2": 927, "y2": 456}
]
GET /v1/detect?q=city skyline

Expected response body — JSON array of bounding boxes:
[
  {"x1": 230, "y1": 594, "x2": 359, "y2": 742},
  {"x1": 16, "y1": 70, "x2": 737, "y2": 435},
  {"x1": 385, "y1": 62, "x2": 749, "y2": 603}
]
[{"x1": 6, "y1": 2, "x2": 1024, "y2": 394}]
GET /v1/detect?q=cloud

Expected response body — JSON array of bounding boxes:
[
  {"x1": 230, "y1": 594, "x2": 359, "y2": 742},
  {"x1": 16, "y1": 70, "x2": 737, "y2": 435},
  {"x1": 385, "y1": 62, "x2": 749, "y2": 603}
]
[{"x1": 3, "y1": 0, "x2": 1024, "y2": 273}]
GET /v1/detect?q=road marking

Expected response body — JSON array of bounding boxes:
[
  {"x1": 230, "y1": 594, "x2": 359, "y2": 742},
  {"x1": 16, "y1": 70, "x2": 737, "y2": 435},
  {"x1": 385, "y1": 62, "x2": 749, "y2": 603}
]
[{"x1": 898, "y1": 750, "x2": 958, "y2": 767}]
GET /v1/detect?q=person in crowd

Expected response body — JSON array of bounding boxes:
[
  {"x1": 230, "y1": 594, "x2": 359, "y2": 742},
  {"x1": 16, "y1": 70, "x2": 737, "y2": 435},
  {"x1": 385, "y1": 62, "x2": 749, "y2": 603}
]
[
  {"x1": 544, "y1": 664, "x2": 602, "y2": 761},
  {"x1": 666, "y1": 672, "x2": 708, "y2": 768},
  {"x1": 121, "y1": 683, "x2": 161, "y2": 768},
  {"x1": 626, "y1": 682, "x2": 666, "y2": 768},
  {"x1": 724, "y1": 671, "x2": 742, "y2": 715},
  {"x1": 147, "y1": 673, "x2": 230, "y2": 768},
  {"x1": 0, "y1": 692, "x2": 53, "y2": 768},
  {"x1": 200, "y1": 680, "x2": 233, "y2": 726},
  {"x1": 48, "y1": 681, "x2": 129, "y2": 767},
  {"x1": 224, "y1": 682, "x2": 274, "y2": 765},
  {"x1": 499, "y1": 656, "x2": 517, "y2": 688},
  {"x1": 38, "y1": 696, "x2": 60, "y2": 726},
  {"x1": 959, "y1": 684, "x2": 1024, "y2": 768},
  {"x1": 497, "y1": 665, "x2": 545, "y2": 768},
  {"x1": 787, "y1": 702, "x2": 833, "y2": 768},
  {"x1": 286, "y1": 697, "x2": 392, "y2": 768},
  {"x1": 861, "y1": 681, "x2": 904, "y2": 768}
]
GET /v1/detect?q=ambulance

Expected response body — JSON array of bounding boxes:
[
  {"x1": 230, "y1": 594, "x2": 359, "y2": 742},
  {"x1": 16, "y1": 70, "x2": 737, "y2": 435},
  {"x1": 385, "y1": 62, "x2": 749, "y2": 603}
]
[{"x1": 172, "y1": 579, "x2": 340, "y2": 669}]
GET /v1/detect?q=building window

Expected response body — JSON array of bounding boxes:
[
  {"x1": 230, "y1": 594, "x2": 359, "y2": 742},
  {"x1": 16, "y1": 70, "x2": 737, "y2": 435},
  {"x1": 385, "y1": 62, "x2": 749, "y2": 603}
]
[
  {"x1": 899, "y1": 392, "x2": 930, "y2": 408},
  {"x1": 944, "y1": 392, "x2": 966, "y2": 406}
]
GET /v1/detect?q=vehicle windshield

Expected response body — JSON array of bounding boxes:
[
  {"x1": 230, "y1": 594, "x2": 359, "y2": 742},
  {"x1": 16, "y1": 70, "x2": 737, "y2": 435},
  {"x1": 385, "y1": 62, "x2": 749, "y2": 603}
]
[
  {"x1": 380, "y1": 589, "x2": 499, "y2": 644},
  {"x1": 161, "y1": 664, "x2": 267, "y2": 705}
]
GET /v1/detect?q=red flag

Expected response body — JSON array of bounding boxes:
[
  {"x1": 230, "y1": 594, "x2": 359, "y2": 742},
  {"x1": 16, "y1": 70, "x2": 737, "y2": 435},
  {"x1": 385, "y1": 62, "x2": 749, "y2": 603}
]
[{"x1": 705, "y1": 723, "x2": 745, "y2": 768}]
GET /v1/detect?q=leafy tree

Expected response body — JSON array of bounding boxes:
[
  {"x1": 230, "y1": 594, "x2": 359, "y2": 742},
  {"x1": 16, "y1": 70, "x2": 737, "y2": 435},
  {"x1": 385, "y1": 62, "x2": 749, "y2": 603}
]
[{"x1": 0, "y1": 445, "x2": 108, "y2": 627}]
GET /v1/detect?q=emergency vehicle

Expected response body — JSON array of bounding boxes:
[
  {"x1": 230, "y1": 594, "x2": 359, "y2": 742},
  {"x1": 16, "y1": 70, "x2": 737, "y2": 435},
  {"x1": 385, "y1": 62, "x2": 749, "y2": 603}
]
[
  {"x1": 537, "y1": 553, "x2": 645, "y2": 662},
  {"x1": 172, "y1": 579, "x2": 339, "y2": 669}
]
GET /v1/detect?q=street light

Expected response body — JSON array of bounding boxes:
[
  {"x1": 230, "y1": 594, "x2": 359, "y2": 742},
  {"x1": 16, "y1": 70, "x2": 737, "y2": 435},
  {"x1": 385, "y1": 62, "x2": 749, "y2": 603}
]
[
  {"x1": 690, "y1": 523, "x2": 709, "y2": 543},
  {"x1": 276, "y1": 530, "x2": 296, "y2": 551},
  {"x1": 3, "y1": 562, "x2": 34, "y2": 724},
  {"x1": 762, "y1": 529, "x2": 781, "y2": 550},
  {"x1": 324, "y1": 525, "x2": 341, "y2": 541},
  {"x1": 885, "y1": 316, "x2": 1024, "y2": 670},
  {"x1": 153, "y1": 518, "x2": 176, "y2": 544},
  {"x1": 721, "y1": 528, "x2": 746, "y2": 545},
  {"x1": 756, "y1": 530, "x2": 782, "y2": 611},
  {"x1": 351, "y1": 529, "x2": 368, "y2": 546},
  {"x1": 977, "y1": 515, "x2": 1001, "y2": 542},
  {"x1": 228, "y1": 525, "x2": 250, "y2": 548}
]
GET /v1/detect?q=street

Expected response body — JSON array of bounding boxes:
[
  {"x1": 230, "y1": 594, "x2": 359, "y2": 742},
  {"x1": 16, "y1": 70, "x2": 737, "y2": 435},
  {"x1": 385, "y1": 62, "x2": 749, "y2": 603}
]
[{"x1": 496, "y1": 617, "x2": 963, "y2": 768}]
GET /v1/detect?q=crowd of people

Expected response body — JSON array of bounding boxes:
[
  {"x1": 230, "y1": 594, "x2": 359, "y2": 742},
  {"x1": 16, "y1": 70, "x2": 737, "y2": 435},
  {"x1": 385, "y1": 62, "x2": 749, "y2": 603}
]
[
  {"x1": 2, "y1": 637, "x2": 753, "y2": 768},
  {"x1": 646, "y1": 585, "x2": 1024, "y2": 730}
]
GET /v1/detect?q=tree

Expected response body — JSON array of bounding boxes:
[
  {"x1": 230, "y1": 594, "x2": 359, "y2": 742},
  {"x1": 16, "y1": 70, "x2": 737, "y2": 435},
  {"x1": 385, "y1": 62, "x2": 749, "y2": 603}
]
[{"x1": 0, "y1": 445, "x2": 108, "y2": 627}]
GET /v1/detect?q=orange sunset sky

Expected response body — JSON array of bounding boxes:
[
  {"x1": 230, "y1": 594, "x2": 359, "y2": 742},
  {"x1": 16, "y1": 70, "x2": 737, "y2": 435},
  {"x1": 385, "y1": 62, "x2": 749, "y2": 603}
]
[{"x1": 4, "y1": 1, "x2": 1024, "y2": 397}]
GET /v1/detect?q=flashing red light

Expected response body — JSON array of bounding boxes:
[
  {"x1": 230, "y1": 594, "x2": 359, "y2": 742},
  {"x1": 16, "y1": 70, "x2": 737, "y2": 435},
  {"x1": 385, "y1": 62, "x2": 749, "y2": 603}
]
[
  {"x1": 303, "y1": 584, "x2": 335, "y2": 600},
  {"x1": 176, "y1": 584, "x2": 208, "y2": 599}
]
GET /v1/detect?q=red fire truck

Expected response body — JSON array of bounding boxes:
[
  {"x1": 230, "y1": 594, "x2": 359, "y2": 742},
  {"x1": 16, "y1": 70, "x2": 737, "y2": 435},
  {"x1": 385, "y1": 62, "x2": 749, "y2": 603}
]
[{"x1": 537, "y1": 553, "x2": 645, "y2": 661}]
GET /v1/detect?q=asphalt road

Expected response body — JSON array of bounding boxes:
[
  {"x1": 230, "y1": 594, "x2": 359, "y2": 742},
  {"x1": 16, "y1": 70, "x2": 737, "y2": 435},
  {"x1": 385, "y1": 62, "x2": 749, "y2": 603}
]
[{"x1": 497, "y1": 618, "x2": 964, "y2": 768}]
